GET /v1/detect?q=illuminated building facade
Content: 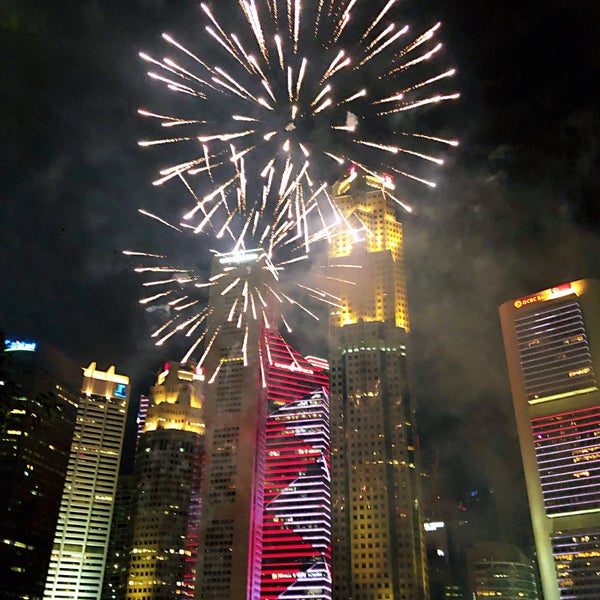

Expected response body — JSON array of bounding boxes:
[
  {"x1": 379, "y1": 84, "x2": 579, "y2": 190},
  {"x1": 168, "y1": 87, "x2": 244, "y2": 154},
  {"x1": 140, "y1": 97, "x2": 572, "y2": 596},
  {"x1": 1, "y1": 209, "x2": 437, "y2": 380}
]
[
  {"x1": 466, "y1": 542, "x2": 538, "y2": 600},
  {"x1": 43, "y1": 363, "x2": 130, "y2": 600},
  {"x1": 195, "y1": 249, "x2": 332, "y2": 600},
  {"x1": 500, "y1": 280, "x2": 600, "y2": 600},
  {"x1": 135, "y1": 394, "x2": 149, "y2": 443},
  {"x1": 0, "y1": 339, "x2": 80, "y2": 600},
  {"x1": 260, "y1": 331, "x2": 331, "y2": 600},
  {"x1": 328, "y1": 170, "x2": 428, "y2": 600},
  {"x1": 126, "y1": 361, "x2": 204, "y2": 600},
  {"x1": 195, "y1": 250, "x2": 275, "y2": 600}
]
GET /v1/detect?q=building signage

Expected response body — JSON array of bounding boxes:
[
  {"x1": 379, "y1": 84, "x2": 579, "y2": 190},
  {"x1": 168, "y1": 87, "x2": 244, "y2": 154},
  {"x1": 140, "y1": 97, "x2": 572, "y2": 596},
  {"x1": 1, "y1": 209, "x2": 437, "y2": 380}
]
[
  {"x1": 4, "y1": 339, "x2": 37, "y2": 352},
  {"x1": 273, "y1": 361, "x2": 314, "y2": 375},
  {"x1": 513, "y1": 282, "x2": 574, "y2": 309}
]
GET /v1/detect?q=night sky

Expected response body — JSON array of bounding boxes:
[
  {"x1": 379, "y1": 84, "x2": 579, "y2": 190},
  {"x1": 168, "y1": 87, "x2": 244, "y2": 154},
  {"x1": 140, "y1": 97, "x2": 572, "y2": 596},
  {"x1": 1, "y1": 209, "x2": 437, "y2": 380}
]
[{"x1": 3, "y1": 0, "x2": 599, "y2": 557}]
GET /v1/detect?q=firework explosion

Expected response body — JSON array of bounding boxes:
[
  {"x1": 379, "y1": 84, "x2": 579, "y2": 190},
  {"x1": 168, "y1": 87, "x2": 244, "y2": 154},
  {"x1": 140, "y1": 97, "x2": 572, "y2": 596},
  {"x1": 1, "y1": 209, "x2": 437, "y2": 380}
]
[{"x1": 129, "y1": 0, "x2": 458, "y2": 371}]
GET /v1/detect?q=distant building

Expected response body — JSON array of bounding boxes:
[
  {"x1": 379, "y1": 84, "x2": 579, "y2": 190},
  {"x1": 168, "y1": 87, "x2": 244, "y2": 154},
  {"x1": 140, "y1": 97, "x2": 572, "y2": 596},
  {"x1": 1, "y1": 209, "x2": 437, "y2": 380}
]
[
  {"x1": 126, "y1": 360, "x2": 204, "y2": 600},
  {"x1": 135, "y1": 395, "x2": 149, "y2": 444},
  {"x1": 500, "y1": 279, "x2": 600, "y2": 600},
  {"x1": 43, "y1": 363, "x2": 130, "y2": 600},
  {"x1": 0, "y1": 338, "x2": 80, "y2": 600},
  {"x1": 467, "y1": 542, "x2": 538, "y2": 599},
  {"x1": 102, "y1": 473, "x2": 135, "y2": 600},
  {"x1": 328, "y1": 169, "x2": 428, "y2": 600}
]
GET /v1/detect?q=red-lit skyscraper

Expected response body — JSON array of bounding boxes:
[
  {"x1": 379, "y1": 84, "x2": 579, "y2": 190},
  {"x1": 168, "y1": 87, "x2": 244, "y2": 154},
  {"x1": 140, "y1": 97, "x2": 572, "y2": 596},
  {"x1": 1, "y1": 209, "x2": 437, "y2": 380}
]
[
  {"x1": 194, "y1": 250, "x2": 332, "y2": 600},
  {"x1": 260, "y1": 331, "x2": 331, "y2": 600}
]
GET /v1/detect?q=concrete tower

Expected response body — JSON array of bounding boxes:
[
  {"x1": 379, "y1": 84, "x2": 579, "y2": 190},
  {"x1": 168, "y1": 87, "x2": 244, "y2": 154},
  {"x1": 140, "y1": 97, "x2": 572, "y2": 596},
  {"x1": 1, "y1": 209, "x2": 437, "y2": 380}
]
[
  {"x1": 126, "y1": 360, "x2": 204, "y2": 600},
  {"x1": 194, "y1": 250, "x2": 276, "y2": 600}
]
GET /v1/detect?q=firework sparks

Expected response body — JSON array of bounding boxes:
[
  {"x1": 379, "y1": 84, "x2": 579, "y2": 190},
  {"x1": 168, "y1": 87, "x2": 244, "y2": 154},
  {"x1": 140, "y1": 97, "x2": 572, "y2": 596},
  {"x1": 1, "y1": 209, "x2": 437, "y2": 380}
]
[
  {"x1": 138, "y1": 0, "x2": 458, "y2": 250},
  {"x1": 131, "y1": 0, "x2": 459, "y2": 370}
]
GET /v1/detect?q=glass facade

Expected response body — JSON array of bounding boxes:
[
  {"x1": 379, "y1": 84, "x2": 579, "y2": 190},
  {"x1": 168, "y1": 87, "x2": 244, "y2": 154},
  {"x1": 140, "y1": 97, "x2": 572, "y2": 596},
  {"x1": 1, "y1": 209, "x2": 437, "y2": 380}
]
[
  {"x1": 514, "y1": 299, "x2": 597, "y2": 403},
  {"x1": 260, "y1": 331, "x2": 331, "y2": 600},
  {"x1": 532, "y1": 406, "x2": 600, "y2": 517}
]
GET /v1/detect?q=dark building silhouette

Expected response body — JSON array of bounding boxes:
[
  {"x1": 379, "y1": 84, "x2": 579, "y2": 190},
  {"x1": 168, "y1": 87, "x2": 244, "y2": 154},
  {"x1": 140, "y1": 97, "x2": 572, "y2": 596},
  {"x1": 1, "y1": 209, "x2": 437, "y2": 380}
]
[
  {"x1": 0, "y1": 337, "x2": 80, "y2": 600},
  {"x1": 102, "y1": 473, "x2": 136, "y2": 600}
]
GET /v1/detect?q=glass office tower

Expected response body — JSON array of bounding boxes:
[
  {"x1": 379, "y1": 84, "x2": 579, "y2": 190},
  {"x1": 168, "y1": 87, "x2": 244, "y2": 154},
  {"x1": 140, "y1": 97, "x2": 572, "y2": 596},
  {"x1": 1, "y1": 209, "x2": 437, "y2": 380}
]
[
  {"x1": 43, "y1": 363, "x2": 130, "y2": 600},
  {"x1": 500, "y1": 279, "x2": 600, "y2": 600}
]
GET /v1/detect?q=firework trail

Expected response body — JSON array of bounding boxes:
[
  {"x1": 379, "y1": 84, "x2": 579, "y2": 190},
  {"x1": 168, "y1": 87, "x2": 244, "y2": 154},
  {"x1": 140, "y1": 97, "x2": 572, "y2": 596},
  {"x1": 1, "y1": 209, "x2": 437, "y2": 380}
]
[
  {"x1": 130, "y1": 0, "x2": 458, "y2": 369},
  {"x1": 138, "y1": 0, "x2": 458, "y2": 240}
]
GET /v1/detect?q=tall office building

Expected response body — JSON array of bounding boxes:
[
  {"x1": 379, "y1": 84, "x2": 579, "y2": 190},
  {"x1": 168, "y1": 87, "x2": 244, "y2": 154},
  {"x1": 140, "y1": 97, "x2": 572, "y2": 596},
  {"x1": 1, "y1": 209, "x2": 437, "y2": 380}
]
[
  {"x1": 195, "y1": 250, "x2": 333, "y2": 600},
  {"x1": 0, "y1": 338, "x2": 80, "y2": 600},
  {"x1": 43, "y1": 363, "x2": 130, "y2": 600},
  {"x1": 499, "y1": 279, "x2": 600, "y2": 600},
  {"x1": 195, "y1": 250, "x2": 274, "y2": 600},
  {"x1": 126, "y1": 360, "x2": 205, "y2": 600},
  {"x1": 328, "y1": 169, "x2": 428, "y2": 600},
  {"x1": 260, "y1": 331, "x2": 331, "y2": 600}
]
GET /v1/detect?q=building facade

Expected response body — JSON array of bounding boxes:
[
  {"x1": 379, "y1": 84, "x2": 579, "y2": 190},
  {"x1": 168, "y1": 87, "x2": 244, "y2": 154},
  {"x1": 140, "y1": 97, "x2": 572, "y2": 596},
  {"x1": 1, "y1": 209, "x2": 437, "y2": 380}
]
[
  {"x1": 0, "y1": 338, "x2": 80, "y2": 600},
  {"x1": 260, "y1": 331, "x2": 331, "y2": 600},
  {"x1": 499, "y1": 279, "x2": 600, "y2": 600},
  {"x1": 328, "y1": 170, "x2": 428, "y2": 600},
  {"x1": 102, "y1": 473, "x2": 136, "y2": 600},
  {"x1": 194, "y1": 249, "x2": 333, "y2": 600},
  {"x1": 126, "y1": 360, "x2": 205, "y2": 600},
  {"x1": 467, "y1": 542, "x2": 538, "y2": 600},
  {"x1": 43, "y1": 363, "x2": 130, "y2": 600},
  {"x1": 194, "y1": 251, "x2": 274, "y2": 600}
]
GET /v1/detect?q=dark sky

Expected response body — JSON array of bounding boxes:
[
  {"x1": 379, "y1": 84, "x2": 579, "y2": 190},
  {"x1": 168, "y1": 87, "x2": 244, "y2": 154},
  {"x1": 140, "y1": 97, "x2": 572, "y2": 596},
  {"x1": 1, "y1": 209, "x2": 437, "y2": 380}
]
[{"x1": 2, "y1": 0, "x2": 599, "y2": 554}]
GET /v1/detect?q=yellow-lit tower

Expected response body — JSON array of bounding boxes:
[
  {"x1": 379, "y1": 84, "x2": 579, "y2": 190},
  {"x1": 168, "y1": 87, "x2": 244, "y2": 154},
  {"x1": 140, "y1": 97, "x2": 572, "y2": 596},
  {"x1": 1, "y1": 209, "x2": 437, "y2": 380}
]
[
  {"x1": 43, "y1": 363, "x2": 130, "y2": 600},
  {"x1": 329, "y1": 168, "x2": 428, "y2": 600},
  {"x1": 126, "y1": 360, "x2": 205, "y2": 600}
]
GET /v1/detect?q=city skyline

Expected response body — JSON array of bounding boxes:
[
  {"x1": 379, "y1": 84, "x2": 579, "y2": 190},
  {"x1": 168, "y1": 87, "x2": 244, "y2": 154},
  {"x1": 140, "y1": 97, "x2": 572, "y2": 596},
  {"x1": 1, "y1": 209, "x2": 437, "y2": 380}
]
[{"x1": 3, "y1": 1, "x2": 599, "y2": 591}]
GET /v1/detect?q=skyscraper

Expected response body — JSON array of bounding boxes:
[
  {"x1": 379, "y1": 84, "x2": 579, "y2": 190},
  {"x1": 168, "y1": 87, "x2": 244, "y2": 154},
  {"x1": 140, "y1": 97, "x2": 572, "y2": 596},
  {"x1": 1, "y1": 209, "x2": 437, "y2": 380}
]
[
  {"x1": 195, "y1": 249, "x2": 333, "y2": 600},
  {"x1": 260, "y1": 331, "x2": 331, "y2": 600},
  {"x1": 126, "y1": 360, "x2": 205, "y2": 600},
  {"x1": 195, "y1": 250, "x2": 274, "y2": 600},
  {"x1": 0, "y1": 338, "x2": 80, "y2": 600},
  {"x1": 499, "y1": 279, "x2": 600, "y2": 600},
  {"x1": 43, "y1": 363, "x2": 130, "y2": 600},
  {"x1": 328, "y1": 169, "x2": 428, "y2": 600}
]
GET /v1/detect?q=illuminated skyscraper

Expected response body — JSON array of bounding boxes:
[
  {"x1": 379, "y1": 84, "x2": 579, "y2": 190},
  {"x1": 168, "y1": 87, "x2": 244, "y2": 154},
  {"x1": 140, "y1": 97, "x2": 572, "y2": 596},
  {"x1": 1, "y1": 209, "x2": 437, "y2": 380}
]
[
  {"x1": 328, "y1": 169, "x2": 428, "y2": 600},
  {"x1": 0, "y1": 338, "x2": 80, "y2": 600},
  {"x1": 195, "y1": 250, "x2": 274, "y2": 600},
  {"x1": 126, "y1": 360, "x2": 204, "y2": 600},
  {"x1": 195, "y1": 250, "x2": 333, "y2": 600},
  {"x1": 260, "y1": 331, "x2": 331, "y2": 600},
  {"x1": 43, "y1": 363, "x2": 130, "y2": 600},
  {"x1": 500, "y1": 279, "x2": 600, "y2": 600}
]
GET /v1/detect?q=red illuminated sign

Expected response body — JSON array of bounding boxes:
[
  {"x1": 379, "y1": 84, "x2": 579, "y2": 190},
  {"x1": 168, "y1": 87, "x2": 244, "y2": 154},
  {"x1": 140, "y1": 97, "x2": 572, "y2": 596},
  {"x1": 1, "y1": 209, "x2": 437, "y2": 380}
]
[{"x1": 513, "y1": 283, "x2": 573, "y2": 309}]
